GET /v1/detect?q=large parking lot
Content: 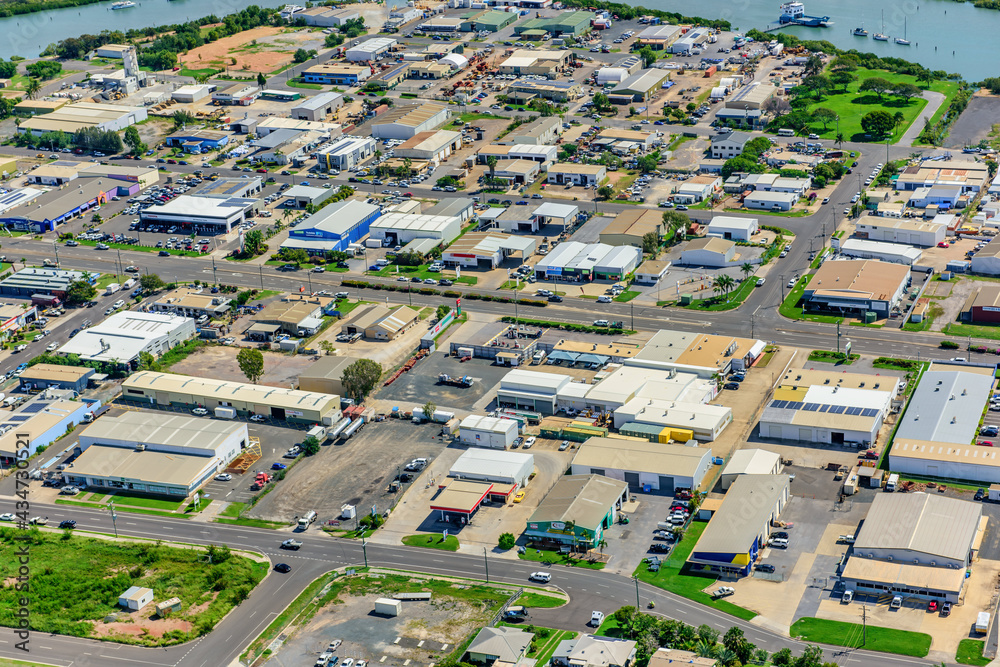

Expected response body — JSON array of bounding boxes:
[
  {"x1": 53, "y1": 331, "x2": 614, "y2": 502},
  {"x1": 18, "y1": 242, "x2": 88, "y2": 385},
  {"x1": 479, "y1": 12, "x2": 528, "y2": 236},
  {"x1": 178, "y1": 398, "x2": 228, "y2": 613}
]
[{"x1": 246, "y1": 418, "x2": 446, "y2": 525}]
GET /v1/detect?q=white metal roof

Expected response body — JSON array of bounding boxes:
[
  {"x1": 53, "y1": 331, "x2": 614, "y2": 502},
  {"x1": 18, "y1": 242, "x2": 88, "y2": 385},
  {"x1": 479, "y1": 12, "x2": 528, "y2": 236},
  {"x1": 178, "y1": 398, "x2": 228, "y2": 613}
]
[
  {"x1": 532, "y1": 202, "x2": 579, "y2": 219},
  {"x1": 723, "y1": 449, "x2": 781, "y2": 477},
  {"x1": 450, "y1": 446, "x2": 532, "y2": 479},
  {"x1": 57, "y1": 312, "x2": 193, "y2": 362}
]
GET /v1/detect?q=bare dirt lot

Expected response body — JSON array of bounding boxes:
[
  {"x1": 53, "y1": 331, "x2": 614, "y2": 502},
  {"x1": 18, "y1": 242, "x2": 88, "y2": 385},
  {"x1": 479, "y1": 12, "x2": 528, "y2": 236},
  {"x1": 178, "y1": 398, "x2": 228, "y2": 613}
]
[
  {"x1": 263, "y1": 572, "x2": 513, "y2": 667},
  {"x1": 169, "y1": 346, "x2": 316, "y2": 388},
  {"x1": 945, "y1": 93, "x2": 1000, "y2": 149},
  {"x1": 246, "y1": 419, "x2": 448, "y2": 523},
  {"x1": 180, "y1": 26, "x2": 323, "y2": 74}
]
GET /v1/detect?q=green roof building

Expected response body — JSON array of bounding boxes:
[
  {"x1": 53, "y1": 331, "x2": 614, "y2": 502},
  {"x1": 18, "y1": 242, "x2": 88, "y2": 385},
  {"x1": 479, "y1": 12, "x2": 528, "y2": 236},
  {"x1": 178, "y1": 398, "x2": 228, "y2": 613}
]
[
  {"x1": 515, "y1": 11, "x2": 592, "y2": 36},
  {"x1": 525, "y1": 474, "x2": 630, "y2": 550},
  {"x1": 462, "y1": 9, "x2": 518, "y2": 32}
]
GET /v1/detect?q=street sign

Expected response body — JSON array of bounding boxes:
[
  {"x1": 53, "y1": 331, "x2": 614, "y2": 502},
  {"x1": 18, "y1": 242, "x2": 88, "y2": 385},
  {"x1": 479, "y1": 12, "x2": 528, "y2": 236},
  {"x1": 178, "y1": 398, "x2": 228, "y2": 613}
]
[{"x1": 845, "y1": 341, "x2": 852, "y2": 357}]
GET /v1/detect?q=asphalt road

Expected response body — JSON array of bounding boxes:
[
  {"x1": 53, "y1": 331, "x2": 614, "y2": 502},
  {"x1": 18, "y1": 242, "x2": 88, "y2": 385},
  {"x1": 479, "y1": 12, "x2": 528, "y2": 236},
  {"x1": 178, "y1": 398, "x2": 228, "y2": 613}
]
[{"x1": 0, "y1": 499, "x2": 936, "y2": 667}]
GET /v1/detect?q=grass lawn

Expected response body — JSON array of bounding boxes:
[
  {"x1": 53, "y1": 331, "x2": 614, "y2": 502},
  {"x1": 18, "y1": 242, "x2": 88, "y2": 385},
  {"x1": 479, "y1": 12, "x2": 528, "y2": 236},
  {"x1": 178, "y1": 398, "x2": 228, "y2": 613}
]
[
  {"x1": 661, "y1": 278, "x2": 756, "y2": 312},
  {"x1": 757, "y1": 345, "x2": 778, "y2": 367},
  {"x1": 613, "y1": 290, "x2": 641, "y2": 303},
  {"x1": 95, "y1": 273, "x2": 125, "y2": 290},
  {"x1": 401, "y1": 534, "x2": 459, "y2": 551},
  {"x1": 795, "y1": 68, "x2": 961, "y2": 144},
  {"x1": 287, "y1": 79, "x2": 323, "y2": 89},
  {"x1": 455, "y1": 112, "x2": 510, "y2": 124},
  {"x1": 0, "y1": 526, "x2": 265, "y2": 646},
  {"x1": 215, "y1": 502, "x2": 287, "y2": 529},
  {"x1": 0, "y1": 659, "x2": 62, "y2": 667},
  {"x1": 525, "y1": 628, "x2": 577, "y2": 664},
  {"x1": 789, "y1": 618, "x2": 931, "y2": 657},
  {"x1": 368, "y1": 263, "x2": 477, "y2": 285},
  {"x1": 807, "y1": 350, "x2": 859, "y2": 365},
  {"x1": 632, "y1": 521, "x2": 756, "y2": 620},
  {"x1": 944, "y1": 321, "x2": 1000, "y2": 341},
  {"x1": 779, "y1": 274, "x2": 843, "y2": 323},
  {"x1": 957, "y1": 639, "x2": 990, "y2": 666},
  {"x1": 178, "y1": 67, "x2": 221, "y2": 79},
  {"x1": 902, "y1": 301, "x2": 943, "y2": 332},
  {"x1": 54, "y1": 498, "x2": 192, "y2": 519},
  {"x1": 596, "y1": 615, "x2": 626, "y2": 637},
  {"x1": 518, "y1": 547, "x2": 606, "y2": 570},
  {"x1": 518, "y1": 592, "x2": 567, "y2": 608},
  {"x1": 108, "y1": 495, "x2": 185, "y2": 511}
]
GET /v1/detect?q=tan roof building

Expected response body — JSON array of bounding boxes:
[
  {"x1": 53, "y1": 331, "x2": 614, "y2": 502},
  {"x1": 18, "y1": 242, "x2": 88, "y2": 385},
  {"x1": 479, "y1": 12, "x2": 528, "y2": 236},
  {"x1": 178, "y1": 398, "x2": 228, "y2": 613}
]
[
  {"x1": 546, "y1": 163, "x2": 606, "y2": 186},
  {"x1": 647, "y1": 648, "x2": 715, "y2": 667},
  {"x1": 803, "y1": 259, "x2": 910, "y2": 319},
  {"x1": 152, "y1": 288, "x2": 232, "y2": 319},
  {"x1": 341, "y1": 304, "x2": 419, "y2": 341},
  {"x1": 298, "y1": 355, "x2": 362, "y2": 396},
  {"x1": 599, "y1": 209, "x2": 662, "y2": 247},
  {"x1": 253, "y1": 294, "x2": 333, "y2": 334}
]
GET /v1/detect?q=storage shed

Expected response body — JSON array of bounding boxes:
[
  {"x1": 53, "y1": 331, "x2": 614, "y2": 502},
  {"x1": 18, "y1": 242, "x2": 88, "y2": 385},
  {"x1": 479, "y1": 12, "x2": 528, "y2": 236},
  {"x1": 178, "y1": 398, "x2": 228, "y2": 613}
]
[
  {"x1": 155, "y1": 597, "x2": 182, "y2": 616},
  {"x1": 375, "y1": 598, "x2": 402, "y2": 616},
  {"x1": 118, "y1": 586, "x2": 154, "y2": 611}
]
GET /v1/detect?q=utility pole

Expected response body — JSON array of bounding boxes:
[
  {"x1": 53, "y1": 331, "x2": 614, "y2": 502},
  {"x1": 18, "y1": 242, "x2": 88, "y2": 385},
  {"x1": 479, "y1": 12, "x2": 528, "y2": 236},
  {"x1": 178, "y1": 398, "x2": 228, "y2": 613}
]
[
  {"x1": 258, "y1": 264, "x2": 264, "y2": 290},
  {"x1": 212, "y1": 257, "x2": 217, "y2": 285},
  {"x1": 968, "y1": 335, "x2": 972, "y2": 362},
  {"x1": 862, "y1": 605, "x2": 867, "y2": 646},
  {"x1": 779, "y1": 273, "x2": 786, "y2": 303},
  {"x1": 630, "y1": 300, "x2": 634, "y2": 331},
  {"x1": 109, "y1": 501, "x2": 118, "y2": 538},
  {"x1": 483, "y1": 547, "x2": 489, "y2": 583},
  {"x1": 52, "y1": 241, "x2": 59, "y2": 267},
  {"x1": 837, "y1": 320, "x2": 841, "y2": 355},
  {"x1": 632, "y1": 575, "x2": 640, "y2": 611},
  {"x1": 362, "y1": 534, "x2": 368, "y2": 568}
]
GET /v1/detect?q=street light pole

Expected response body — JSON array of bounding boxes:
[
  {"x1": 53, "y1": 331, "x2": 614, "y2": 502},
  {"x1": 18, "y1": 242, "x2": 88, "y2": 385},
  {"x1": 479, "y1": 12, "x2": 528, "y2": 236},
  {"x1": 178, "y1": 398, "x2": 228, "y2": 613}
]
[
  {"x1": 483, "y1": 547, "x2": 489, "y2": 583},
  {"x1": 362, "y1": 534, "x2": 368, "y2": 568},
  {"x1": 109, "y1": 501, "x2": 118, "y2": 538},
  {"x1": 258, "y1": 265, "x2": 264, "y2": 290},
  {"x1": 633, "y1": 575, "x2": 640, "y2": 611}
]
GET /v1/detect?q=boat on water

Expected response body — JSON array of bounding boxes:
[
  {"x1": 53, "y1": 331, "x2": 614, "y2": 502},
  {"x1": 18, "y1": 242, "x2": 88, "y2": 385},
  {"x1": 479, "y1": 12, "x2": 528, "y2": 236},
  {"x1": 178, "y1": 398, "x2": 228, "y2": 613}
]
[
  {"x1": 778, "y1": 2, "x2": 832, "y2": 27},
  {"x1": 110, "y1": 0, "x2": 135, "y2": 8},
  {"x1": 873, "y1": 9, "x2": 889, "y2": 40},
  {"x1": 853, "y1": 10, "x2": 868, "y2": 36},
  {"x1": 895, "y1": 17, "x2": 910, "y2": 44}
]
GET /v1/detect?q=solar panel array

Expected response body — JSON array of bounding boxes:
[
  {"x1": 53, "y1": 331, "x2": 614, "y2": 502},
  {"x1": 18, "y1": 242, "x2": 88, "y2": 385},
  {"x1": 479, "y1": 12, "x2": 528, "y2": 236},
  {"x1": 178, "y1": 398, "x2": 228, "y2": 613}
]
[{"x1": 769, "y1": 400, "x2": 879, "y2": 418}]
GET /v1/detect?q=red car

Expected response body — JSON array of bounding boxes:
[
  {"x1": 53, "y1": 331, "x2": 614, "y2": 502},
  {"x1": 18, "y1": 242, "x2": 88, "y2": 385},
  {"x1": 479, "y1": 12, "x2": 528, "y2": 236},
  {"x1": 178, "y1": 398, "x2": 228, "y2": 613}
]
[
  {"x1": 861, "y1": 450, "x2": 878, "y2": 460},
  {"x1": 927, "y1": 600, "x2": 938, "y2": 612},
  {"x1": 937, "y1": 241, "x2": 949, "y2": 248},
  {"x1": 981, "y1": 441, "x2": 994, "y2": 447},
  {"x1": 256, "y1": 168, "x2": 268, "y2": 173}
]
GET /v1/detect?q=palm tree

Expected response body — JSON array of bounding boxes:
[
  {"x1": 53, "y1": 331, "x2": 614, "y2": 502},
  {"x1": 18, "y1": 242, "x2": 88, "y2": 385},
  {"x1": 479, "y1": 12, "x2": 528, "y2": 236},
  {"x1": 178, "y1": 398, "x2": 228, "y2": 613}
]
[
  {"x1": 487, "y1": 155, "x2": 498, "y2": 181},
  {"x1": 893, "y1": 111, "x2": 905, "y2": 135},
  {"x1": 24, "y1": 78, "x2": 41, "y2": 100},
  {"x1": 740, "y1": 262, "x2": 754, "y2": 281},
  {"x1": 597, "y1": 538, "x2": 607, "y2": 554},
  {"x1": 715, "y1": 648, "x2": 739, "y2": 667},
  {"x1": 694, "y1": 640, "x2": 717, "y2": 658},
  {"x1": 676, "y1": 624, "x2": 697, "y2": 650},
  {"x1": 714, "y1": 274, "x2": 736, "y2": 300},
  {"x1": 835, "y1": 132, "x2": 844, "y2": 148}
]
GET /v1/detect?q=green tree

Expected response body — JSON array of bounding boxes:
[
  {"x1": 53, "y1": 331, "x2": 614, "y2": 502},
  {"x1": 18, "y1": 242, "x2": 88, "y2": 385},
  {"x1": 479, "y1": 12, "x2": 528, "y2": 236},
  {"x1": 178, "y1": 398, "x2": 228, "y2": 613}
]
[
  {"x1": 139, "y1": 273, "x2": 166, "y2": 292},
  {"x1": 236, "y1": 347, "x2": 265, "y2": 384},
  {"x1": 637, "y1": 45, "x2": 656, "y2": 68},
  {"x1": 641, "y1": 231, "x2": 659, "y2": 255},
  {"x1": 64, "y1": 279, "x2": 96, "y2": 305},
  {"x1": 123, "y1": 125, "x2": 146, "y2": 156},
  {"x1": 25, "y1": 60, "x2": 61, "y2": 80},
  {"x1": 435, "y1": 304, "x2": 450, "y2": 321},
  {"x1": 256, "y1": 72, "x2": 266, "y2": 87},
  {"x1": 593, "y1": 91, "x2": 611, "y2": 113},
  {"x1": 422, "y1": 401, "x2": 436, "y2": 421},
  {"x1": 740, "y1": 262, "x2": 754, "y2": 281},
  {"x1": 636, "y1": 154, "x2": 658, "y2": 173},
  {"x1": 243, "y1": 229, "x2": 265, "y2": 256},
  {"x1": 771, "y1": 647, "x2": 793, "y2": 666},
  {"x1": 661, "y1": 210, "x2": 691, "y2": 238},
  {"x1": 713, "y1": 274, "x2": 736, "y2": 300},
  {"x1": 278, "y1": 247, "x2": 309, "y2": 264},
  {"x1": 595, "y1": 185, "x2": 612, "y2": 200},
  {"x1": 835, "y1": 132, "x2": 845, "y2": 148},
  {"x1": 341, "y1": 358, "x2": 382, "y2": 401},
  {"x1": 24, "y1": 78, "x2": 41, "y2": 100},
  {"x1": 811, "y1": 107, "x2": 838, "y2": 131},
  {"x1": 486, "y1": 155, "x2": 498, "y2": 180},
  {"x1": 829, "y1": 70, "x2": 855, "y2": 92},
  {"x1": 893, "y1": 111, "x2": 905, "y2": 134},
  {"x1": 301, "y1": 434, "x2": 321, "y2": 456},
  {"x1": 858, "y1": 76, "x2": 893, "y2": 101},
  {"x1": 498, "y1": 532, "x2": 516, "y2": 549},
  {"x1": 893, "y1": 82, "x2": 922, "y2": 101},
  {"x1": 802, "y1": 54, "x2": 823, "y2": 76},
  {"x1": 861, "y1": 109, "x2": 894, "y2": 136},
  {"x1": 721, "y1": 155, "x2": 764, "y2": 180},
  {"x1": 293, "y1": 48, "x2": 316, "y2": 63},
  {"x1": 801, "y1": 74, "x2": 831, "y2": 98},
  {"x1": 171, "y1": 110, "x2": 196, "y2": 130}
]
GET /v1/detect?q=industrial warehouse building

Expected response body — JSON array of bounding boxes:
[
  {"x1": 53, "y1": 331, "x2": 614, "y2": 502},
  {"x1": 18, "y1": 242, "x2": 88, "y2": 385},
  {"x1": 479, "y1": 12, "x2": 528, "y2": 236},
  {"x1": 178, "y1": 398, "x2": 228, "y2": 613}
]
[
  {"x1": 17, "y1": 102, "x2": 147, "y2": 136},
  {"x1": 854, "y1": 217, "x2": 947, "y2": 247},
  {"x1": 720, "y1": 449, "x2": 783, "y2": 490},
  {"x1": 280, "y1": 200, "x2": 382, "y2": 254},
  {"x1": 628, "y1": 329, "x2": 765, "y2": 378},
  {"x1": 837, "y1": 239, "x2": 923, "y2": 266},
  {"x1": 689, "y1": 475, "x2": 790, "y2": 576},
  {"x1": 0, "y1": 396, "x2": 99, "y2": 466},
  {"x1": 139, "y1": 194, "x2": 259, "y2": 234},
  {"x1": 340, "y1": 304, "x2": 419, "y2": 341},
  {"x1": 742, "y1": 191, "x2": 797, "y2": 212},
  {"x1": 0, "y1": 268, "x2": 95, "y2": 299},
  {"x1": 889, "y1": 365, "x2": 998, "y2": 483},
  {"x1": 394, "y1": 130, "x2": 462, "y2": 165},
  {"x1": 371, "y1": 103, "x2": 450, "y2": 140},
  {"x1": 57, "y1": 312, "x2": 195, "y2": 366},
  {"x1": 64, "y1": 413, "x2": 248, "y2": 497},
  {"x1": 532, "y1": 242, "x2": 642, "y2": 282},
  {"x1": 291, "y1": 92, "x2": 344, "y2": 121},
  {"x1": 369, "y1": 212, "x2": 462, "y2": 245},
  {"x1": 599, "y1": 209, "x2": 663, "y2": 247},
  {"x1": 121, "y1": 371, "x2": 342, "y2": 425},
  {"x1": 679, "y1": 237, "x2": 736, "y2": 267},
  {"x1": 615, "y1": 395, "x2": 732, "y2": 442},
  {"x1": 570, "y1": 437, "x2": 713, "y2": 495},
  {"x1": 961, "y1": 284, "x2": 1000, "y2": 324},
  {"x1": 152, "y1": 288, "x2": 233, "y2": 320},
  {"x1": 319, "y1": 136, "x2": 376, "y2": 171},
  {"x1": 801, "y1": 260, "x2": 910, "y2": 320},
  {"x1": 449, "y1": 447, "x2": 533, "y2": 487},
  {"x1": 346, "y1": 37, "x2": 397, "y2": 62},
  {"x1": 458, "y1": 414, "x2": 519, "y2": 449},
  {"x1": 252, "y1": 294, "x2": 332, "y2": 336},
  {"x1": 706, "y1": 216, "x2": 759, "y2": 241},
  {"x1": 302, "y1": 64, "x2": 370, "y2": 86},
  {"x1": 841, "y1": 493, "x2": 985, "y2": 603},
  {"x1": 525, "y1": 475, "x2": 630, "y2": 550},
  {"x1": 609, "y1": 69, "x2": 671, "y2": 103},
  {"x1": 546, "y1": 163, "x2": 606, "y2": 187},
  {"x1": 442, "y1": 232, "x2": 535, "y2": 270},
  {"x1": 297, "y1": 356, "x2": 360, "y2": 396},
  {"x1": 18, "y1": 364, "x2": 94, "y2": 393}
]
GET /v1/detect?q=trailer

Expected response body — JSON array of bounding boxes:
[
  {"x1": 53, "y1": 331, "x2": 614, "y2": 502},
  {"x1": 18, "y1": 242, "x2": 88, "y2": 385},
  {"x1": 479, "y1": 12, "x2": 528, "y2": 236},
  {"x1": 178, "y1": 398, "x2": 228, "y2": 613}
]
[
  {"x1": 215, "y1": 406, "x2": 237, "y2": 419},
  {"x1": 328, "y1": 416, "x2": 352, "y2": 440},
  {"x1": 438, "y1": 374, "x2": 474, "y2": 387},
  {"x1": 375, "y1": 598, "x2": 402, "y2": 617},
  {"x1": 342, "y1": 417, "x2": 364, "y2": 440}
]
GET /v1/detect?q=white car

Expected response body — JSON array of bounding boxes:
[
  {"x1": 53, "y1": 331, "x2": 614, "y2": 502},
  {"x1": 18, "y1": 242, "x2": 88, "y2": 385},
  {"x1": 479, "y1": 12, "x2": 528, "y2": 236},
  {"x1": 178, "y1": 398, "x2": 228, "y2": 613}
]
[
  {"x1": 328, "y1": 640, "x2": 343, "y2": 651},
  {"x1": 46, "y1": 342, "x2": 59, "y2": 352},
  {"x1": 192, "y1": 407, "x2": 209, "y2": 416},
  {"x1": 523, "y1": 437, "x2": 536, "y2": 449},
  {"x1": 0, "y1": 513, "x2": 15, "y2": 521},
  {"x1": 529, "y1": 571, "x2": 551, "y2": 583},
  {"x1": 250, "y1": 414, "x2": 266, "y2": 422},
  {"x1": 215, "y1": 473, "x2": 232, "y2": 481}
]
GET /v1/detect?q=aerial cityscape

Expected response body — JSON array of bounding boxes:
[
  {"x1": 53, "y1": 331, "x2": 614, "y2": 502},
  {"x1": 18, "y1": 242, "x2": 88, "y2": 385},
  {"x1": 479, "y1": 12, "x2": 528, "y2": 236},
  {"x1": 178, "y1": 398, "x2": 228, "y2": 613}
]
[{"x1": 4, "y1": 1, "x2": 1000, "y2": 667}]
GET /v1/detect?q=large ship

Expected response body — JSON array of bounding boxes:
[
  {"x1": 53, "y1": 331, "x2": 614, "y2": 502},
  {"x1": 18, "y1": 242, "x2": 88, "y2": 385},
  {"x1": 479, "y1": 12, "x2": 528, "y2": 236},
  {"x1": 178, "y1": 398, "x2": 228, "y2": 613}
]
[
  {"x1": 110, "y1": 0, "x2": 136, "y2": 8},
  {"x1": 778, "y1": 2, "x2": 832, "y2": 27}
]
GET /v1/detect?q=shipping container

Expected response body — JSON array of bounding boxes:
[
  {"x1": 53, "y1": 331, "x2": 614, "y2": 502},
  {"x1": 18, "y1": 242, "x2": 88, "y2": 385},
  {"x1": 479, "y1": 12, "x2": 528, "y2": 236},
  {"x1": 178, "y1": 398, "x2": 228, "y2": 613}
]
[
  {"x1": 214, "y1": 406, "x2": 236, "y2": 419},
  {"x1": 375, "y1": 598, "x2": 402, "y2": 616}
]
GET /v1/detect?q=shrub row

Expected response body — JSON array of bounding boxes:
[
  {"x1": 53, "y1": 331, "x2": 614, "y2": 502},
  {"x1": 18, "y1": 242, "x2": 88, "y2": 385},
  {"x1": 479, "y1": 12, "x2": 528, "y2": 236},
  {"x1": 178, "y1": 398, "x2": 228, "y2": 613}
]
[
  {"x1": 340, "y1": 280, "x2": 548, "y2": 306},
  {"x1": 499, "y1": 316, "x2": 636, "y2": 335}
]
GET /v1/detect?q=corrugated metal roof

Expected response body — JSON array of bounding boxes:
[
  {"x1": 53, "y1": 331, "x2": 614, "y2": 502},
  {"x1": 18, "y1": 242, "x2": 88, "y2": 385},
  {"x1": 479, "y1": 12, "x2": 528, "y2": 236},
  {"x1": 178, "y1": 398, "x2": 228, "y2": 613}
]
[{"x1": 854, "y1": 492, "x2": 982, "y2": 563}]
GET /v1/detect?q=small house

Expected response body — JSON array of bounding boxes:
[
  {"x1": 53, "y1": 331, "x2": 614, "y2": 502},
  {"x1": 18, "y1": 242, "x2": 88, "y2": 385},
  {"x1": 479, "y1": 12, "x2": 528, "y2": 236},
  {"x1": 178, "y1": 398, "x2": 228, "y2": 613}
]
[{"x1": 118, "y1": 586, "x2": 154, "y2": 611}]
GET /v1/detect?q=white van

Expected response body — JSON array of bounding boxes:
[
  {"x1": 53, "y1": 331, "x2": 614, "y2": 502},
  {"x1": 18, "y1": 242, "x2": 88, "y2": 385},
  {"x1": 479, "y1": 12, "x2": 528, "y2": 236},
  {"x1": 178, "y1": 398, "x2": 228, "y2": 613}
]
[
  {"x1": 532, "y1": 349, "x2": 547, "y2": 365},
  {"x1": 778, "y1": 128, "x2": 795, "y2": 137}
]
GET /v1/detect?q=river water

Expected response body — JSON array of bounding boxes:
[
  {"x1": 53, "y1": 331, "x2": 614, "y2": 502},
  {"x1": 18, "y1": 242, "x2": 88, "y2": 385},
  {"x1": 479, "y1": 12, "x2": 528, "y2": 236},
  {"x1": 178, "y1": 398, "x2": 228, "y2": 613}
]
[
  {"x1": 0, "y1": 0, "x2": 284, "y2": 61},
  {"x1": 644, "y1": 0, "x2": 995, "y2": 81}
]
